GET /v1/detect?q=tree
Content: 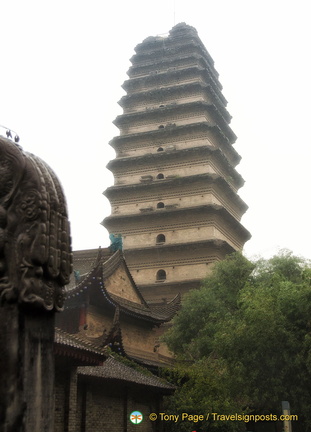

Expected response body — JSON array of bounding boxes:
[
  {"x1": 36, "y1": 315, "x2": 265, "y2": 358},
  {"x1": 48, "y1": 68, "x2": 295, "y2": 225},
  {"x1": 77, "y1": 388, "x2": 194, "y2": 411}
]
[{"x1": 163, "y1": 251, "x2": 311, "y2": 432}]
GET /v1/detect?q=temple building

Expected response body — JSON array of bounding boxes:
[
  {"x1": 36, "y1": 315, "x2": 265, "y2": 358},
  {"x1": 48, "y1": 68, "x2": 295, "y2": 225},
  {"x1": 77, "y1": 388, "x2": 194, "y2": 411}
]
[
  {"x1": 54, "y1": 248, "x2": 179, "y2": 431},
  {"x1": 103, "y1": 23, "x2": 251, "y2": 302},
  {"x1": 56, "y1": 248, "x2": 180, "y2": 369}
]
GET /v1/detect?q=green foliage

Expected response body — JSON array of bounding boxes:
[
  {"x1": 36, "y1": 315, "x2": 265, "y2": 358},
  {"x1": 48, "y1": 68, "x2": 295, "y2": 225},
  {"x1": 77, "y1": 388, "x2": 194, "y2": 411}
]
[
  {"x1": 163, "y1": 251, "x2": 311, "y2": 432},
  {"x1": 164, "y1": 253, "x2": 255, "y2": 360},
  {"x1": 162, "y1": 358, "x2": 247, "y2": 432}
]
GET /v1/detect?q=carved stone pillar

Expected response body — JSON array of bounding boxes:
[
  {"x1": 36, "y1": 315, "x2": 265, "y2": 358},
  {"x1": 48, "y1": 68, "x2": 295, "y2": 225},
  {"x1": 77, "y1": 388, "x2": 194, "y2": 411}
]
[
  {"x1": 0, "y1": 136, "x2": 72, "y2": 432},
  {"x1": 0, "y1": 304, "x2": 24, "y2": 432}
]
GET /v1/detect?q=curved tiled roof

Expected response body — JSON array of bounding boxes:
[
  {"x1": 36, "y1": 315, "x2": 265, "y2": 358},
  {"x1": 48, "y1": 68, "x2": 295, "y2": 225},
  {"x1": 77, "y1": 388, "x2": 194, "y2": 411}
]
[
  {"x1": 66, "y1": 248, "x2": 113, "y2": 290},
  {"x1": 77, "y1": 357, "x2": 175, "y2": 393},
  {"x1": 65, "y1": 249, "x2": 181, "y2": 324},
  {"x1": 55, "y1": 329, "x2": 175, "y2": 387},
  {"x1": 107, "y1": 291, "x2": 181, "y2": 322},
  {"x1": 54, "y1": 328, "x2": 106, "y2": 364}
]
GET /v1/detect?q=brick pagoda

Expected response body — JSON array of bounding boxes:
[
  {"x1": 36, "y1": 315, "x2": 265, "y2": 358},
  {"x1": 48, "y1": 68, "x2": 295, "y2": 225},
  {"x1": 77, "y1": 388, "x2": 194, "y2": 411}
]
[{"x1": 103, "y1": 23, "x2": 250, "y2": 302}]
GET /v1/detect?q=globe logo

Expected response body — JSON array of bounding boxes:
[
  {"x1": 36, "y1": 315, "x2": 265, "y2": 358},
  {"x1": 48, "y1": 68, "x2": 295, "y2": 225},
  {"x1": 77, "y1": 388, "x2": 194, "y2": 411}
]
[{"x1": 130, "y1": 411, "x2": 143, "y2": 424}]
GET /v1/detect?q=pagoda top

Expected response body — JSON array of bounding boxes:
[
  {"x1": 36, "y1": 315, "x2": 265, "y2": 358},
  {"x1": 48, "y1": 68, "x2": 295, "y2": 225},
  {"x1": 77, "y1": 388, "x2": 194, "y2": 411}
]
[
  {"x1": 136, "y1": 22, "x2": 215, "y2": 68},
  {"x1": 141, "y1": 22, "x2": 198, "y2": 44},
  {"x1": 169, "y1": 22, "x2": 198, "y2": 37}
]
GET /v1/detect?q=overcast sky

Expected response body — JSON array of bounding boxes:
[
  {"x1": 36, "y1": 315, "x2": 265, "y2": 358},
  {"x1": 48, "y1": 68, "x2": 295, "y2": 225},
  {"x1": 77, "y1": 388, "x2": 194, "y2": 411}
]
[{"x1": 1, "y1": 0, "x2": 310, "y2": 260}]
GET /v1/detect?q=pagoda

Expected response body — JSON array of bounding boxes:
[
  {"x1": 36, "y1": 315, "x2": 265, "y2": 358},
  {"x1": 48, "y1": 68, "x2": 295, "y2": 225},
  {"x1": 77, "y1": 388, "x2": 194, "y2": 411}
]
[{"x1": 103, "y1": 23, "x2": 250, "y2": 302}]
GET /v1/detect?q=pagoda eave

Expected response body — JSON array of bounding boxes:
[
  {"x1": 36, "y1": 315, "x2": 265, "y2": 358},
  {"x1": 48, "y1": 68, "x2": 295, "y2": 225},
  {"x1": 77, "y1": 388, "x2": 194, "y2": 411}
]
[
  {"x1": 113, "y1": 101, "x2": 236, "y2": 142},
  {"x1": 107, "y1": 148, "x2": 244, "y2": 189},
  {"x1": 108, "y1": 144, "x2": 232, "y2": 166},
  {"x1": 110, "y1": 121, "x2": 237, "y2": 148},
  {"x1": 104, "y1": 177, "x2": 248, "y2": 215},
  {"x1": 124, "y1": 238, "x2": 236, "y2": 255},
  {"x1": 118, "y1": 82, "x2": 231, "y2": 121},
  {"x1": 103, "y1": 204, "x2": 251, "y2": 241}
]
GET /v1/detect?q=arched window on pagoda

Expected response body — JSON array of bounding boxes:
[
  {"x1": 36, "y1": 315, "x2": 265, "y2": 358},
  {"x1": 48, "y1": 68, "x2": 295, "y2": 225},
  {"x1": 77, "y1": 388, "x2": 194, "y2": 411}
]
[
  {"x1": 156, "y1": 173, "x2": 164, "y2": 179},
  {"x1": 156, "y1": 234, "x2": 166, "y2": 244},
  {"x1": 157, "y1": 202, "x2": 165, "y2": 209},
  {"x1": 156, "y1": 269, "x2": 166, "y2": 282},
  {"x1": 157, "y1": 147, "x2": 164, "y2": 152}
]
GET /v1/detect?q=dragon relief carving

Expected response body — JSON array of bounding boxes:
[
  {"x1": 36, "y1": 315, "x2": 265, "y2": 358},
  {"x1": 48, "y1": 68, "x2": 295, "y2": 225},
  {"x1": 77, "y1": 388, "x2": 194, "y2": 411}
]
[{"x1": 0, "y1": 136, "x2": 72, "y2": 311}]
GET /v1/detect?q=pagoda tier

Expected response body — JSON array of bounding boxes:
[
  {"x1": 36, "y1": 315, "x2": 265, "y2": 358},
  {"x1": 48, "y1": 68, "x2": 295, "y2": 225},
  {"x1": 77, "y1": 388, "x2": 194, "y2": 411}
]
[
  {"x1": 106, "y1": 146, "x2": 243, "y2": 191},
  {"x1": 124, "y1": 239, "x2": 235, "y2": 299},
  {"x1": 113, "y1": 101, "x2": 236, "y2": 144},
  {"x1": 103, "y1": 23, "x2": 250, "y2": 302},
  {"x1": 104, "y1": 204, "x2": 250, "y2": 251},
  {"x1": 119, "y1": 82, "x2": 230, "y2": 122},
  {"x1": 122, "y1": 69, "x2": 226, "y2": 109},
  {"x1": 104, "y1": 173, "x2": 248, "y2": 221},
  {"x1": 110, "y1": 122, "x2": 240, "y2": 166}
]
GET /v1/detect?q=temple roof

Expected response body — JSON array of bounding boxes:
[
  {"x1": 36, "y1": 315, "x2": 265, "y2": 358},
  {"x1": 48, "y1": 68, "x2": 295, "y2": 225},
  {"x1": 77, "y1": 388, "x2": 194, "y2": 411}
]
[
  {"x1": 68, "y1": 248, "x2": 113, "y2": 286},
  {"x1": 54, "y1": 327, "x2": 105, "y2": 364},
  {"x1": 66, "y1": 249, "x2": 181, "y2": 324},
  {"x1": 54, "y1": 328, "x2": 174, "y2": 392},
  {"x1": 77, "y1": 357, "x2": 175, "y2": 393}
]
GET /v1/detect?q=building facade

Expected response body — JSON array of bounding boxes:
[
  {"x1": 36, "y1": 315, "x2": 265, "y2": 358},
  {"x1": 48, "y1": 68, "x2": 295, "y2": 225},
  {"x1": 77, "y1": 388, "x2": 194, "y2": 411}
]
[
  {"x1": 54, "y1": 248, "x2": 178, "y2": 431},
  {"x1": 103, "y1": 23, "x2": 250, "y2": 302},
  {"x1": 56, "y1": 248, "x2": 179, "y2": 368},
  {"x1": 54, "y1": 329, "x2": 175, "y2": 432}
]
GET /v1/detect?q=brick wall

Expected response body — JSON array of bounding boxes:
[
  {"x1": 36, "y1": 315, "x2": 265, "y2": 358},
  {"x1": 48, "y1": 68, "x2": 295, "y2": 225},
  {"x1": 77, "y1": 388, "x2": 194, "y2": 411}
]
[
  {"x1": 67, "y1": 369, "x2": 78, "y2": 432},
  {"x1": 54, "y1": 368, "x2": 68, "y2": 432},
  {"x1": 55, "y1": 364, "x2": 78, "y2": 432},
  {"x1": 78, "y1": 378, "x2": 162, "y2": 432},
  {"x1": 127, "y1": 388, "x2": 160, "y2": 432},
  {"x1": 83, "y1": 380, "x2": 124, "y2": 432},
  {"x1": 55, "y1": 366, "x2": 167, "y2": 432}
]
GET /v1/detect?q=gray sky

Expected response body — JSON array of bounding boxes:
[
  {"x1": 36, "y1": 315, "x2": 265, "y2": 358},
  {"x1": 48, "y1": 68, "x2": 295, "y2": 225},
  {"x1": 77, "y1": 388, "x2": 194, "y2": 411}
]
[{"x1": 1, "y1": 0, "x2": 310, "y2": 260}]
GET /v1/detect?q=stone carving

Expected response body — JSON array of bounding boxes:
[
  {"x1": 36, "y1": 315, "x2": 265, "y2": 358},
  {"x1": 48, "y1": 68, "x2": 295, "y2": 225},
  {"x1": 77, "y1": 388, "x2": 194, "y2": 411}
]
[{"x1": 0, "y1": 137, "x2": 72, "y2": 311}]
